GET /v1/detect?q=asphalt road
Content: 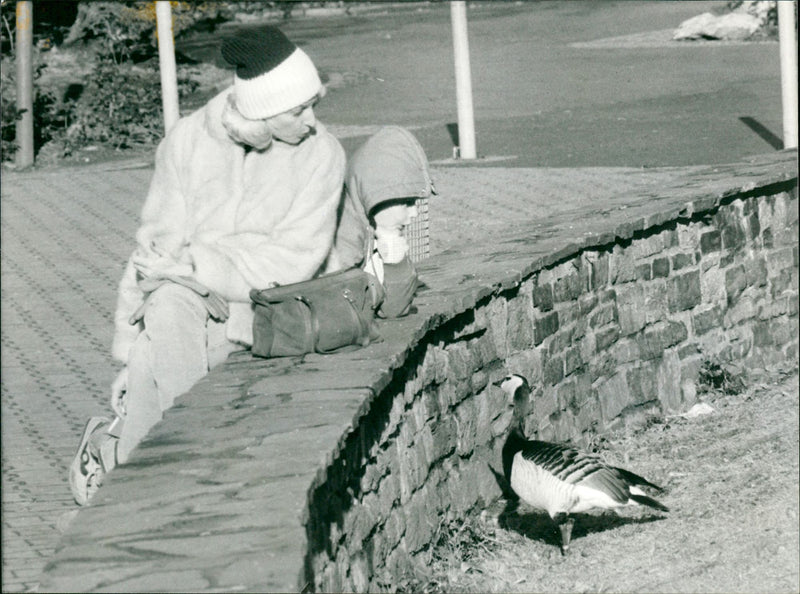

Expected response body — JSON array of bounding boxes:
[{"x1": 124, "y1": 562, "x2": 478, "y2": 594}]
[{"x1": 179, "y1": 0, "x2": 787, "y2": 168}]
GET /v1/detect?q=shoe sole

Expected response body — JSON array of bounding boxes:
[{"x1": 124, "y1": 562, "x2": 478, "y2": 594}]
[{"x1": 68, "y1": 416, "x2": 109, "y2": 506}]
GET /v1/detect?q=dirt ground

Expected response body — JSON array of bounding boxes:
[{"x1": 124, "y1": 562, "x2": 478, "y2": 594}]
[{"x1": 414, "y1": 365, "x2": 799, "y2": 593}]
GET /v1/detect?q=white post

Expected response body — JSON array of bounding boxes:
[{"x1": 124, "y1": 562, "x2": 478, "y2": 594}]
[
  {"x1": 778, "y1": 0, "x2": 798, "y2": 149},
  {"x1": 451, "y1": 1, "x2": 476, "y2": 159},
  {"x1": 156, "y1": 1, "x2": 180, "y2": 132},
  {"x1": 15, "y1": 1, "x2": 34, "y2": 168}
]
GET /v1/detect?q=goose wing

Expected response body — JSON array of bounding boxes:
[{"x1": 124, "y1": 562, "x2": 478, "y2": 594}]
[{"x1": 519, "y1": 440, "x2": 630, "y2": 504}]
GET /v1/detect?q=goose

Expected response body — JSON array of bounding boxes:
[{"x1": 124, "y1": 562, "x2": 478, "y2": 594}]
[{"x1": 495, "y1": 373, "x2": 669, "y2": 554}]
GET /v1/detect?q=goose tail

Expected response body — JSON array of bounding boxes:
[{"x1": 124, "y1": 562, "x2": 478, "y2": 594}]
[
  {"x1": 614, "y1": 466, "x2": 664, "y2": 492},
  {"x1": 629, "y1": 492, "x2": 669, "y2": 512}
]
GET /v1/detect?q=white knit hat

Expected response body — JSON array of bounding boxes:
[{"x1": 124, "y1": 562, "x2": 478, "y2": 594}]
[{"x1": 221, "y1": 26, "x2": 322, "y2": 120}]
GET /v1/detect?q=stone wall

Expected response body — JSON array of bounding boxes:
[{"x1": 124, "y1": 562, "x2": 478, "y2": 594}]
[{"x1": 305, "y1": 183, "x2": 798, "y2": 591}]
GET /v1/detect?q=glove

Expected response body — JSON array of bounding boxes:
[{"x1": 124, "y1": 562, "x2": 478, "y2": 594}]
[
  {"x1": 129, "y1": 274, "x2": 229, "y2": 325},
  {"x1": 375, "y1": 227, "x2": 409, "y2": 264}
]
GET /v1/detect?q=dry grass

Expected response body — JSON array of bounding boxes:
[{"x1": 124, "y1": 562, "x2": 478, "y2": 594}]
[{"x1": 407, "y1": 362, "x2": 799, "y2": 593}]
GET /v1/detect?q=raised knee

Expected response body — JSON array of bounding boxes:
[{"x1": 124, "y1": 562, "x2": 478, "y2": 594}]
[{"x1": 142, "y1": 283, "x2": 206, "y2": 330}]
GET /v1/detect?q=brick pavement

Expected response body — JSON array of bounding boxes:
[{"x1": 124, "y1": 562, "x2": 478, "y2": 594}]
[{"x1": 1, "y1": 150, "x2": 792, "y2": 591}]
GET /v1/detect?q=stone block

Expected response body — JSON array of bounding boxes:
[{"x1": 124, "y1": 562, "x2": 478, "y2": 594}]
[
  {"x1": 579, "y1": 332, "x2": 596, "y2": 362},
  {"x1": 747, "y1": 211, "x2": 761, "y2": 241},
  {"x1": 579, "y1": 293, "x2": 599, "y2": 315},
  {"x1": 762, "y1": 227, "x2": 774, "y2": 249},
  {"x1": 759, "y1": 294, "x2": 797, "y2": 320},
  {"x1": 350, "y1": 552, "x2": 370, "y2": 593},
  {"x1": 678, "y1": 341, "x2": 699, "y2": 359},
  {"x1": 700, "y1": 263, "x2": 726, "y2": 305},
  {"x1": 595, "y1": 326, "x2": 621, "y2": 352},
  {"x1": 725, "y1": 296, "x2": 757, "y2": 326},
  {"x1": 549, "y1": 325, "x2": 575, "y2": 356},
  {"x1": 448, "y1": 343, "x2": 474, "y2": 381},
  {"x1": 553, "y1": 271, "x2": 584, "y2": 302},
  {"x1": 589, "y1": 251, "x2": 609, "y2": 289},
  {"x1": 344, "y1": 495, "x2": 378, "y2": 551},
  {"x1": 378, "y1": 473, "x2": 400, "y2": 518},
  {"x1": 420, "y1": 387, "x2": 441, "y2": 425},
  {"x1": 452, "y1": 378, "x2": 473, "y2": 405},
  {"x1": 700, "y1": 230, "x2": 722, "y2": 254},
  {"x1": 718, "y1": 208, "x2": 747, "y2": 251},
  {"x1": 767, "y1": 245, "x2": 797, "y2": 276},
  {"x1": 668, "y1": 270, "x2": 701, "y2": 312},
  {"x1": 532, "y1": 281, "x2": 554, "y2": 312},
  {"x1": 472, "y1": 333, "x2": 499, "y2": 369},
  {"x1": 398, "y1": 442, "x2": 427, "y2": 504},
  {"x1": 612, "y1": 338, "x2": 640, "y2": 365},
  {"x1": 745, "y1": 256, "x2": 768, "y2": 288},
  {"x1": 485, "y1": 297, "x2": 509, "y2": 359},
  {"x1": 638, "y1": 320, "x2": 688, "y2": 360},
  {"x1": 589, "y1": 304, "x2": 615, "y2": 328},
  {"x1": 506, "y1": 295, "x2": 533, "y2": 352},
  {"x1": 361, "y1": 462, "x2": 381, "y2": 495},
  {"x1": 656, "y1": 349, "x2": 682, "y2": 413},
  {"x1": 543, "y1": 354, "x2": 564, "y2": 385},
  {"x1": 771, "y1": 268, "x2": 796, "y2": 299},
  {"x1": 692, "y1": 305, "x2": 722, "y2": 335},
  {"x1": 455, "y1": 399, "x2": 477, "y2": 457},
  {"x1": 565, "y1": 347, "x2": 584, "y2": 376},
  {"x1": 652, "y1": 257, "x2": 670, "y2": 278},
  {"x1": 557, "y1": 302, "x2": 580, "y2": 326},
  {"x1": 557, "y1": 379, "x2": 577, "y2": 413},
  {"x1": 402, "y1": 486, "x2": 436, "y2": 553},
  {"x1": 616, "y1": 283, "x2": 647, "y2": 335},
  {"x1": 631, "y1": 233, "x2": 665, "y2": 259},
  {"x1": 636, "y1": 263, "x2": 652, "y2": 281},
  {"x1": 430, "y1": 417, "x2": 456, "y2": 463},
  {"x1": 382, "y1": 510, "x2": 405, "y2": 550},
  {"x1": 671, "y1": 252, "x2": 694, "y2": 271},
  {"x1": 609, "y1": 247, "x2": 636, "y2": 283},
  {"x1": 725, "y1": 264, "x2": 747, "y2": 305},
  {"x1": 626, "y1": 364, "x2": 657, "y2": 405},
  {"x1": 533, "y1": 310, "x2": 559, "y2": 346},
  {"x1": 574, "y1": 398, "x2": 601, "y2": 435},
  {"x1": 436, "y1": 380, "x2": 456, "y2": 410},
  {"x1": 643, "y1": 280, "x2": 668, "y2": 324},
  {"x1": 534, "y1": 388, "x2": 559, "y2": 422},
  {"x1": 473, "y1": 390, "x2": 494, "y2": 447},
  {"x1": 678, "y1": 223, "x2": 700, "y2": 251},
  {"x1": 548, "y1": 409, "x2": 577, "y2": 442}
]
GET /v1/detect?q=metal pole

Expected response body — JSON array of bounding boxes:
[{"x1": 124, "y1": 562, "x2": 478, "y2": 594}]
[
  {"x1": 156, "y1": 1, "x2": 180, "y2": 132},
  {"x1": 15, "y1": 1, "x2": 34, "y2": 168},
  {"x1": 451, "y1": 1, "x2": 476, "y2": 159},
  {"x1": 778, "y1": 0, "x2": 798, "y2": 149}
]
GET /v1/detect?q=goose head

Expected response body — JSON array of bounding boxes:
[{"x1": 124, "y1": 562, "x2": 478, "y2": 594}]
[{"x1": 493, "y1": 373, "x2": 533, "y2": 418}]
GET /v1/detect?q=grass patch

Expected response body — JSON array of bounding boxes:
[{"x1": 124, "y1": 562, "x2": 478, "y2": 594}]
[{"x1": 401, "y1": 364, "x2": 798, "y2": 593}]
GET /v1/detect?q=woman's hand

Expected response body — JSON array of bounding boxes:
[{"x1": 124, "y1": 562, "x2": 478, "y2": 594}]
[
  {"x1": 111, "y1": 367, "x2": 129, "y2": 419},
  {"x1": 132, "y1": 245, "x2": 194, "y2": 280}
]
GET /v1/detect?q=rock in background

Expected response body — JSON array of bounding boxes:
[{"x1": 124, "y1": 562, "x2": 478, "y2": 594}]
[{"x1": 673, "y1": 1, "x2": 777, "y2": 41}]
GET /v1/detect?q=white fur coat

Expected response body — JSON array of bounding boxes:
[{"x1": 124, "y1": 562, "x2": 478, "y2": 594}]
[{"x1": 112, "y1": 88, "x2": 345, "y2": 362}]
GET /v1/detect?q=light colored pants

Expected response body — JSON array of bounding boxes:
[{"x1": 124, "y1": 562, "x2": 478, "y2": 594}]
[{"x1": 117, "y1": 283, "x2": 241, "y2": 463}]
